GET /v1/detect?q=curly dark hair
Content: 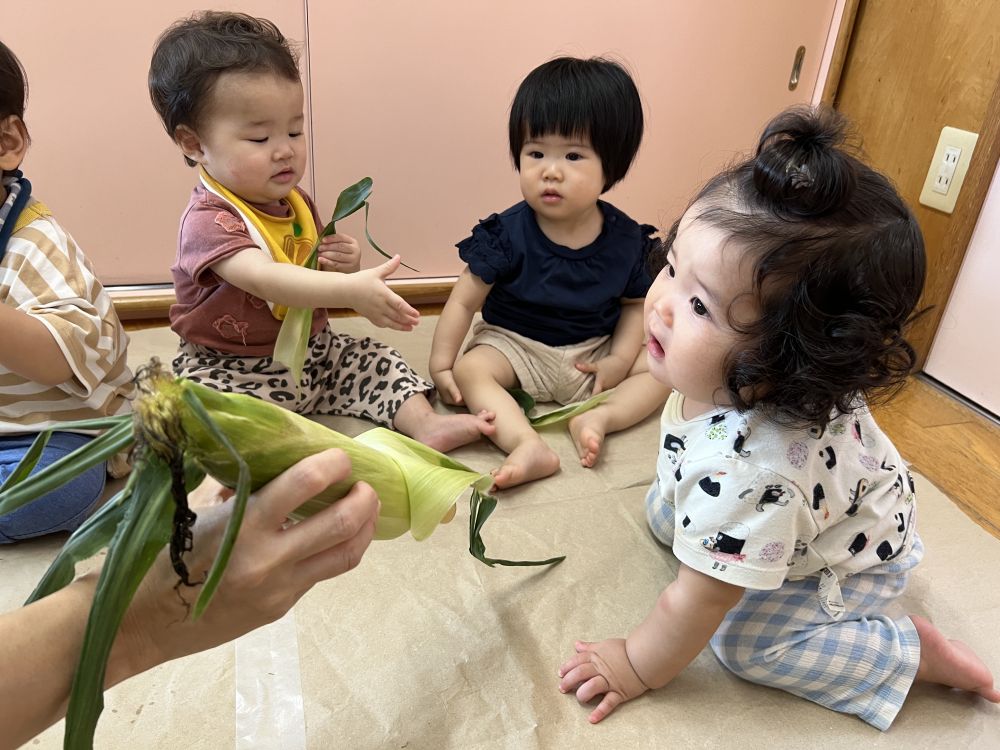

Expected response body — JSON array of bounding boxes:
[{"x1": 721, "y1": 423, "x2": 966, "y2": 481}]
[
  {"x1": 148, "y1": 11, "x2": 300, "y2": 166},
  {"x1": 508, "y1": 56, "x2": 643, "y2": 192},
  {"x1": 650, "y1": 106, "x2": 926, "y2": 430}
]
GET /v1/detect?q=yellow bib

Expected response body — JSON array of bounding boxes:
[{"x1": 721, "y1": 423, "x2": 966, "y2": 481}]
[{"x1": 199, "y1": 169, "x2": 319, "y2": 320}]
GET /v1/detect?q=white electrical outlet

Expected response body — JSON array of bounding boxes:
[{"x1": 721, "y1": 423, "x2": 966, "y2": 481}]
[{"x1": 919, "y1": 127, "x2": 979, "y2": 213}]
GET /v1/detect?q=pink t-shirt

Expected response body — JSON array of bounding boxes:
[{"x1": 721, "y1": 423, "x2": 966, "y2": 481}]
[{"x1": 169, "y1": 185, "x2": 328, "y2": 356}]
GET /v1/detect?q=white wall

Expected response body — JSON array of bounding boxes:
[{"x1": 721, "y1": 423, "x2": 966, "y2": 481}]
[{"x1": 925, "y1": 162, "x2": 1000, "y2": 416}]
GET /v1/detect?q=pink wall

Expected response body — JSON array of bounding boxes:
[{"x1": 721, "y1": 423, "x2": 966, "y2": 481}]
[{"x1": 5, "y1": 1, "x2": 838, "y2": 286}]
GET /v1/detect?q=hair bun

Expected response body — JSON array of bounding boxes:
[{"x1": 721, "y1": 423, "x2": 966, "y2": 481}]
[{"x1": 752, "y1": 106, "x2": 857, "y2": 217}]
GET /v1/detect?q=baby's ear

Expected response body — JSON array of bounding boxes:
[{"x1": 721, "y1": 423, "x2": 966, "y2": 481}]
[
  {"x1": 173, "y1": 125, "x2": 204, "y2": 167},
  {"x1": 0, "y1": 115, "x2": 29, "y2": 172}
]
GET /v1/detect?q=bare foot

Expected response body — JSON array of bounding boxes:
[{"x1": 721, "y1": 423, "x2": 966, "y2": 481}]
[
  {"x1": 409, "y1": 409, "x2": 496, "y2": 453},
  {"x1": 569, "y1": 410, "x2": 608, "y2": 468},
  {"x1": 491, "y1": 437, "x2": 560, "y2": 489},
  {"x1": 912, "y1": 614, "x2": 1000, "y2": 701}
]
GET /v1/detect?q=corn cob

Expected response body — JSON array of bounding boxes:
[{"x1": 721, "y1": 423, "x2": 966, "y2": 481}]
[{"x1": 0, "y1": 362, "x2": 563, "y2": 750}]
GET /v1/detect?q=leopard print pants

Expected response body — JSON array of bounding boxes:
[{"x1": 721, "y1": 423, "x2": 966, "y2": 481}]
[{"x1": 172, "y1": 326, "x2": 434, "y2": 428}]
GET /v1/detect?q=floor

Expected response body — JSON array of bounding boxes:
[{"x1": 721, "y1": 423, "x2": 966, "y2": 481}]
[
  {"x1": 124, "y1": 315, "x2": 1000, "y2": 541},
  {"x1": 871, "y1": 375, "x2": 1000, "y2": 539}
]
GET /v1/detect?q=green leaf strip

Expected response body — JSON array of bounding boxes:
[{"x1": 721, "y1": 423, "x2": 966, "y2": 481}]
[
  {"x1": 182, "y1": 389, "x2": 252, "y2": 620},
  {"x1": 363, "y1": 201, "x2": 419, "y2": 273},
  {"x1": 468, "y1": 490, "x2": 566, "y2": 568},
  {"x1": 0, "y1": 419, "x2": 136, "y2": 516},
  {"x1": 63, "y1": 460, "x2": 176, "y2": 750}
]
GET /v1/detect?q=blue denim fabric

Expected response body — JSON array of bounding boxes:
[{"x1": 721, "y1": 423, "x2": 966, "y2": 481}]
[{"x1": 0, "y1": 432, "x2": 106, "y2": 543}]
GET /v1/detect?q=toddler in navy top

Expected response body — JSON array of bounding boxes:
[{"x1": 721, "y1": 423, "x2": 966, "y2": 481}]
[{"x1": 430, "y1": 57, "x2": 670, "y2": 489}]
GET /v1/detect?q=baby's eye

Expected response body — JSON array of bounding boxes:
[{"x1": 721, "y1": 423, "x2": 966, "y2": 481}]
[
  {"x1": 527, "y1": 150, "x2": 543, "y2": 159},
  {"x1": 289, "y1": 132, "x2": 303, "y2": 138},
  {"x1": 690, "y1": 297, "x2": 709, "y2": 317},
  {"x1": 664, "y1": 260, "x2": 675, "y2": 278},
  {"x1": 248, "y1": 137, "x2": 268, "y2": 143},
  {"x1": 566, "y1": 152, "x2": 583, "y2": 161}
]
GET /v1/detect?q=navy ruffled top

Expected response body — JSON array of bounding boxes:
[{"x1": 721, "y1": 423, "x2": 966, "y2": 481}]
[{"x1": 457, "y1": 201, "x2": 657, "y2": 346}]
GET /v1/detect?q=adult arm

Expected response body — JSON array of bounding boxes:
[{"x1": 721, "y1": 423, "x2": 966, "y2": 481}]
[
  {"x1": 0, "y1": 449, "x2": 379, "y2": 749},
  {"x1": 0, "y1": 302, "x2": 72, "y2": 385},
  {"x1": 428, "y1": 267, "x2": 492, "y2": 405}
]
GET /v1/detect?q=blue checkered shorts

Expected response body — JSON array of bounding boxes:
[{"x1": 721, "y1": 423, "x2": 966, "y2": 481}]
[{"x1": 647, "y1": 484, "x2": 922, "y2": 730}]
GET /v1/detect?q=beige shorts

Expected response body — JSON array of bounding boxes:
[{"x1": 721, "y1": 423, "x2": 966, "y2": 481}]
[{"x1": 464, "y1": 322, "x2": 612, "y2": 405}]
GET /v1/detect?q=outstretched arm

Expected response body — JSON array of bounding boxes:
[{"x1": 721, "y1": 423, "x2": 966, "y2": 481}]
[
  {"x1": 574, "y1": 299, "x2": 644, "y2": 395},
  {"x1": 429, "y1": 268, "x2": 492, "y2": 405},
  {"x1": 212, "y1": 248, "x2": 420, "y2": 331},
  {"x1": 559, "y1": 563, "x2": 744, "y2": 723},
  {"x1": 0, "y1": 449, "x2": 379, "y2": 749}
]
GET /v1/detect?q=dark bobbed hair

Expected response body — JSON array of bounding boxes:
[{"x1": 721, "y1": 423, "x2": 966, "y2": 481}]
[
  {"x1": 148, "y1": 11, "x2": 300, "y2": 166},
  {"x1": 0, "y1": 38, "x2": 28, "y2": 128},
  {"x1": 508, "y1": 57, "x2": 643, "y2": 192},
  {"x1": 652, "y1": 106, "x2": 927, "y2": 430}
]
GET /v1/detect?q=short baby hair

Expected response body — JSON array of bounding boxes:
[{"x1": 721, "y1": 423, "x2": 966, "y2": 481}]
[
  {"x1": 148, "y1": 11, "x2": 300, "y2": 165},
  {"x1": 0, "y1": 39, "x2": 28, "y2": 123},
  {"x1": 508, "y1": 57, "x2": 643, "y2": 192},
  {"x1": 652, "y1": 106, "x2": 926, "y2": 430}
]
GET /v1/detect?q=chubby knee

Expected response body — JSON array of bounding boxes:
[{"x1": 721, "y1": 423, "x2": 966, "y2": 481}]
[{"x1": 453, "y1": 345, "x2": 515, "y2": 389}]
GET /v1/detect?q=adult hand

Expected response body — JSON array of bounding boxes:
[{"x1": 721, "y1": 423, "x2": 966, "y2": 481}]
[
  {"x1": 317, "y1": 233, "x2": 362, "y2": 273},
  {"x1": 112, "y1": 449, "x2": 379, "y2": 678}
]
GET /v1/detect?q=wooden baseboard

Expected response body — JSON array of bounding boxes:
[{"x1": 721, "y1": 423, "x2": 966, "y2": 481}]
[{"x1": 111, "y1": 278, "x2": 457, "y2": 321}]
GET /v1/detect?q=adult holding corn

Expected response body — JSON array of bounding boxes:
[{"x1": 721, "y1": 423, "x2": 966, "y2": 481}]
[{"x1": 0, "y1": 449, "x2": 379, "y2": 750}]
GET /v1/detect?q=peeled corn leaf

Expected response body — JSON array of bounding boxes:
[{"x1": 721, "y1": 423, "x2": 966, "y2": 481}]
[
  {"x1": 0, "y1": 417, "x2": 134, "y2": 516},
  {"x1": 64, "y1": 458, "x2": 176, "y2": 750},
  {"x1": 469, "y1": 490, "x2": 565, "y2": 567},
  {"x1": 507, "y1": 388, "x2": 613, "y2": 427},
  {"x1": 273, "y1": 177, "x2": 416, "y2": 383}
]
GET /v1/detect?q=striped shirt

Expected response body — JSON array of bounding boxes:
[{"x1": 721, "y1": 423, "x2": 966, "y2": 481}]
[{"x1": 0, "y1": 199, "x2": 133, "y2": 434}]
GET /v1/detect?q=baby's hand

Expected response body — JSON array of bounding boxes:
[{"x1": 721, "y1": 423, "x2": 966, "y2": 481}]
[
  {"x1": 575, "y1": 353, "x2": 631, "y2": 395},
  {"x1": 347, "y1": 256, "x2": 420, "y2": 331},
  {"x1": 317, "y1": 233, "x2": 361, "y2": 273},
  {"x1": 431, "y1": 369, "x2": 464, "y2": 406},
  {"x1": 558, "y1": 638, "x2": 649, "y2": 723}
]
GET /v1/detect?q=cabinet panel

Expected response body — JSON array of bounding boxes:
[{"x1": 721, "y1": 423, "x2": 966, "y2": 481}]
[
  {"x1": 5, "y1": 1, "x2": 306, "y2": 285},
  {"x1": 308, "y1": 0, "x2": 838, "y2": 279}
]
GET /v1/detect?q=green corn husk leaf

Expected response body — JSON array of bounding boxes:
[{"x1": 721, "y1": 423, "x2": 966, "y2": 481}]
[
  {"x1": 506, "y1": 388, "x2": 613, "y2": 427},
  {"x1": 273, "y1": 177, "x2": 416, "y2": 383},
  {"x1": 0, "y1": 416, "x2": 134, "y2": 516},
  {"x1": 469, "y1": 489, "x2": 565, "y2": 568},
  {"x1": 63, "y1": 457, "x2": 177, "y2": 750}
]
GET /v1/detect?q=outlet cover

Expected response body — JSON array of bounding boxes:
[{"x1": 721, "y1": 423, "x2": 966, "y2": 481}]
[{"x1": 919, "y1": 126, "x2": 979, "y2": 214}]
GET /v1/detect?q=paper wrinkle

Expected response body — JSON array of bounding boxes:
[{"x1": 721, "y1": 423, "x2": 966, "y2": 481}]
[{"x1": 235, "y1": 609, "x2": 306, "y2": 750}]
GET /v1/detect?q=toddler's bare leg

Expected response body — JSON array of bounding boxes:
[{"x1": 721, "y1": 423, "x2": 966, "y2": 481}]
[
  {"x1": 392, "y1": 394, "x2": 495, "y2": 453},
  {"x1": 569, "y1": 363, "x2": 670, "y2": 468},
  {"x1": 454, "y1": 346, "x2": 559, "y2": 489},
  {"x1": 911, "y1": 615, "x2": 1000, "y2": 701}
]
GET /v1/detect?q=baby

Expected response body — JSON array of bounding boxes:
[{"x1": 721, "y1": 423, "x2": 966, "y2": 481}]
[
  {"x1": 430, "y1": 57, "x2": 669, "y2": 488},
  {"x1": 148, "y1": 11, "x2": 493, "y2": 452}
]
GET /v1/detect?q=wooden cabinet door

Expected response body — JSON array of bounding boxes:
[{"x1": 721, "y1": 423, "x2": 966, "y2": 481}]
[{"x1": 308, "y1": 0, "x2": 840, "y2": 279}]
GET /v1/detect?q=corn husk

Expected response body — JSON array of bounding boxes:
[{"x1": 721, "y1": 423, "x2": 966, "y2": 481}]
[
  {"x1": 273, "y1": 177, "x2": 418, "y2": 384},
  {"x1": 508, "y1": 387, "x2": 613, "y2": 427},
  {"x1": 0, "y1": 364, "x2": 562, "y2": 750}
]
